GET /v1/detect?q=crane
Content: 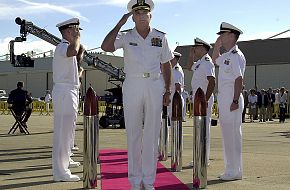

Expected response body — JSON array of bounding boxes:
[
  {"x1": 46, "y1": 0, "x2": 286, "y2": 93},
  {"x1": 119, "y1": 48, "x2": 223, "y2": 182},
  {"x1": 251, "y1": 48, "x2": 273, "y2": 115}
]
[{"x1": 11, "y1": 17, "x2": 125, "y2": 81}]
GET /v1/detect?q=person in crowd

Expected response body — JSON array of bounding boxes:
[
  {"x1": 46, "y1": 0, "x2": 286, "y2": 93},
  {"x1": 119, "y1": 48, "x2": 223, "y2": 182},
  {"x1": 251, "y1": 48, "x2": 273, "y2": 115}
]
[
  {"x1": 44, "y1": 90, "x2": 52, "y2": 114},
  {"x1": 278, "y1": 87, "x2": 287, "y2": 123},
  {"x1": 248, "y1": 89, "x2": 257, "y2": 122},
  {"x1": 257, "y1": 89, "x2": 268, "y2": 122},
  {"x1": 267, "y1": 87, "x2": 275, "y2": 121},
  {"x1": 274, "y1": 88, "x2": 280, "y2": 118},
  {"x1": 286, "y1": 89, "x2": 290, "y2": 115},
  {"x1": 8, "y1": 81, "x2": 32, "y2": 130},
  {"x1": 242, "y1": 86, "x2": 248, "y2": 123}
]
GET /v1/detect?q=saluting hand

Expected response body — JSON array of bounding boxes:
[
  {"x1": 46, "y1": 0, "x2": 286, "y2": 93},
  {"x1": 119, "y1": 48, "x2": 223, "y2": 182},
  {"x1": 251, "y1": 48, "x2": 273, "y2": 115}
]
[
  {"x1": 214, "y1": 36, "x2": 222, "y2": 49},
  {"x1": 118, "y1": 12, "x2": 133, "y2": 27},
  {"x1": 67, "y1": 29, "x2": 80, "y2": 44}
]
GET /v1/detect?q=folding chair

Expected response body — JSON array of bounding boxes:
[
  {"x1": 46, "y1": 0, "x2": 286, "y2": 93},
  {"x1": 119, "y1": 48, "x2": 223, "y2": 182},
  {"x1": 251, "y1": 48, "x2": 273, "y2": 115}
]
[{"x1": 8, "y1": 107, "x2": 30, "y2": 134}]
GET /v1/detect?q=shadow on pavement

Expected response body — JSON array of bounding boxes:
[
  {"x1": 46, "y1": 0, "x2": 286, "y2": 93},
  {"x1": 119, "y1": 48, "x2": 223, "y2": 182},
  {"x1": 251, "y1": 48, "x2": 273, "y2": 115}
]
[
  {"x1": 0, "y1": 180, "x2": 57, "y2": 190},
  {"x1": 272, "y1": 130, "x2": 290, "y2": 138}
]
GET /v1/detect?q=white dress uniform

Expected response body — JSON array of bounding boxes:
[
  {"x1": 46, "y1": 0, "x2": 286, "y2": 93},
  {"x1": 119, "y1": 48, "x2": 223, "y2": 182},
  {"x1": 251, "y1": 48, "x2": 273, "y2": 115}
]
[
  {"x1": 216, "y1": 45, "x2": 246, "y2": 177},
  {"x1": 114, "y1": 27, "x2": 173, "y2": 186},
  {"x1": 52, "y1": 38, "x2": 80, "y2": 179},
  {"x1": 191, "y1": 53, "x2": 215, "y2": 163},
  {"x1": 168, "y1": 63, "x2": 184, "y2": 119},
  {"x1": 181, "y1": 90, "x2": 189, "y2": 120}
]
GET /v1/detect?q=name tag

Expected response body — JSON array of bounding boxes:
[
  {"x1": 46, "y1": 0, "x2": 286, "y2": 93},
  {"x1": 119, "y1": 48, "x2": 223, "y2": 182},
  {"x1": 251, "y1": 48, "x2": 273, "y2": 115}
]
[{"x1": 129, "y1": 42, "x2": 138, "y2": 46}]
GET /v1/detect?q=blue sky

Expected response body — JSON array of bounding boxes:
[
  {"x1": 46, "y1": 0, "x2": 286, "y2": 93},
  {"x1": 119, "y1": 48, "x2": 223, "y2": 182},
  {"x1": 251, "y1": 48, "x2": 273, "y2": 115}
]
[{"x1": 1, "y1": 0, "x2": 290, "y2": 56}]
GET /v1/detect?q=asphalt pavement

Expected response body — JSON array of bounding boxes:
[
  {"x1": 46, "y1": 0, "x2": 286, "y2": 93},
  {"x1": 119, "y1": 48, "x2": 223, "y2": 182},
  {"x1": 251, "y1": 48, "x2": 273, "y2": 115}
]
[{"x1": 0, "y1": 113, "x2": 290, "y2": 190}]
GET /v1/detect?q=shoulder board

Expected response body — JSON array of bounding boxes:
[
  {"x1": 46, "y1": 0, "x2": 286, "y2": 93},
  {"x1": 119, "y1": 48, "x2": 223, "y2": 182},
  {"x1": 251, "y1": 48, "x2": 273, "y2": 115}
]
[
  {"x1": 154, "y1": 28, "x2": 166, "y2": 34},
  {"x1": 120, "y1": 29, "x2": 133, "y2": 33},
  {"x1": 232, "y1": 49, "x2": 238, "y2": 54}
]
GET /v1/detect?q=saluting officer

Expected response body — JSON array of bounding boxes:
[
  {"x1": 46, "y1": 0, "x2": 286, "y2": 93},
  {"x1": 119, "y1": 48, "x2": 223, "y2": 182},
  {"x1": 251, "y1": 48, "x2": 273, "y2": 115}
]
[
  {"x1": 187, "y1": 38, "x2": 215, "y2": 166},
  {"x1": 101, "y1": 0, "x2": 173, "y2": 190},
  {"x1": 52, "y1": 18, "x2": 84, "y2": 182},
  {"x1": 212, "y1": 22, "x2": 246, "y2": 181},
  {"x1": 168, "y1": 51, "x2": 184, "y2": 119}
]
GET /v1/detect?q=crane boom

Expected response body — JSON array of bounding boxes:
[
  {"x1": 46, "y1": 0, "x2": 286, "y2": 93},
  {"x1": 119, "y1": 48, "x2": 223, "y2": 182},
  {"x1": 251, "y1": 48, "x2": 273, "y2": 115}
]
[{"x1": 15, "y1": 17, "x2": 125, "y2": 81}]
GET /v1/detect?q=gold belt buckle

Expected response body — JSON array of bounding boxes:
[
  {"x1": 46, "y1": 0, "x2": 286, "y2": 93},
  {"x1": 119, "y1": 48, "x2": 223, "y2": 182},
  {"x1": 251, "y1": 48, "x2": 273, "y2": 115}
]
[{"x1": 143, "y1": 73, "x2": 150, "y2": 78}]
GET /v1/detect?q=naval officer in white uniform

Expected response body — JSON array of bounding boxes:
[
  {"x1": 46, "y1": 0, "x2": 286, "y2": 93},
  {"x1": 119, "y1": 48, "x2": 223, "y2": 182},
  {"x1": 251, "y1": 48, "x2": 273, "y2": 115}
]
[
  {"x1": 187, "y1": 38, "x2": 215, "y2": 166},
  {"x1": 52, "y1": 18, "x2": 83, "y2": 182},
  {"x1": 101, "y1": 0, "x2": 173, "y2": 189},
  {"x1": 168, "y1": 51, "x2": 184, "y2": 120},
  {"x1": 212, "y1": 22, "x2": 246, "y2": 181}
]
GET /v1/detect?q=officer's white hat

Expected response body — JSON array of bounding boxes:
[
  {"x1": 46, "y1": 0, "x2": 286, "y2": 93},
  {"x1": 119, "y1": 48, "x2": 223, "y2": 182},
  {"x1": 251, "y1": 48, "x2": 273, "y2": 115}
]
[
  {"x1": 173, "y1": 51, "x2": 182, "y2": 57},
  {"x1": 127, "y1": 0, "x2": 154, "y2": 12},
  {"x1": 192, "y1": 38, "x2": 212, "y2": 49},
  {"x1": 56, "y1": 18, "x2": 82, "y2": 31},
  {"x1": 217, "y1": 22, "x2": 242, "y2": 35}
]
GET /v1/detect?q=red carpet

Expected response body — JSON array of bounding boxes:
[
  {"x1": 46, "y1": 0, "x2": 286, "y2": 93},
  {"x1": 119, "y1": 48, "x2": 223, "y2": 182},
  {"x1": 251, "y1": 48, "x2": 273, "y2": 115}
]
[{"x1": 100, "y1": 149, "x2": 190, "y2": 190}]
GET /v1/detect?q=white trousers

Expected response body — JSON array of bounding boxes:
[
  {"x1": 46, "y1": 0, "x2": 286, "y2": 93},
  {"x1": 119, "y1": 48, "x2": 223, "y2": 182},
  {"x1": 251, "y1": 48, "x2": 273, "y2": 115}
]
[
  {"x1": 181, "y1": 94, "x2": 187, "y2": 120},
  {"x1": 52, "y1": 84, "x2": 78, "y2": 178},
  {"x1": 192, "y1": 94, "x2": 214, "y2": 163},
  {"x1": 218, "y1": 88, "x2": 244, "y2": 176},
  {"x1": 122, "y1": 76, "x2": 164, "y2": 185},
  {"x1": 70, "y1": 89, "x2": 79, "y2": 150}
]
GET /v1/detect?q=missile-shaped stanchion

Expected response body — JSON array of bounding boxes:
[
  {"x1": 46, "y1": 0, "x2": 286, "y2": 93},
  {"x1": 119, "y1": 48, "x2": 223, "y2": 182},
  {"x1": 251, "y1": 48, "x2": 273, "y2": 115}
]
[
  {"x1": 83, "y1": 87, "x2": 99, "y2": 189},
  {"x1": 159, "y1": 106, "x2": 169, "y2": 161},
  {"x1": 192, "y1": 88, "x2": 207, "y2": 189},
  {"x1": 171, "y1": 91, "x2": 183, "y2": 172}
]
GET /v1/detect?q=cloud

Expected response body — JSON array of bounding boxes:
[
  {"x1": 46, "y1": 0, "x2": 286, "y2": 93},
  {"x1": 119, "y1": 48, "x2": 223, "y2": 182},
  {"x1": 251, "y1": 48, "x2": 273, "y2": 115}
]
[
  {"x1": 0, "y1": 37, "x2": 55, "y2": 59},
  {"x1": 0, "y1": 0, "x2": 89, "y2": 22},
  {"x1": 241, "y1": 30, "x2": 290, "y2": 41},
  {"x1": 0, "y1": 0, "x2": 186, "y2": 21}
]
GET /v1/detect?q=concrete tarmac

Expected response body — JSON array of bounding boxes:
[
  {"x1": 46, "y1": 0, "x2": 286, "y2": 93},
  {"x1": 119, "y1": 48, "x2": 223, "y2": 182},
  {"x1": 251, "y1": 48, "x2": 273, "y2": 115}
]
[{"x1": 0, "y1": 113, "x2": 290, "y2": 190}]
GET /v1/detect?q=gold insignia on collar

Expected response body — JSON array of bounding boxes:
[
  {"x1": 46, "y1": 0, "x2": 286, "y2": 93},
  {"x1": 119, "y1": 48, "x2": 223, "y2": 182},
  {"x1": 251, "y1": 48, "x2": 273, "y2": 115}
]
[
  {"x1": 232, "y1": 49, "x2": 238, "y2": 54},
  {"x1": 194, "y1": 64, "x2": 200, "y2": 70},
  {"x1": 151, "y1": 37, "x2": 162, "y2": 47}
]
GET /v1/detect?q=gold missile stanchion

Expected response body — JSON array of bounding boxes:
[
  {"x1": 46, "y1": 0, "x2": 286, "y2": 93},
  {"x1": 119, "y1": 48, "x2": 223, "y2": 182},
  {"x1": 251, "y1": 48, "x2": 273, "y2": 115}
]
[
  {"x1": 193, "y1": 88, "x2": 207, "y2": 189},
  {"x1": 171, "y1": 91, "x2": 183, "y2": 172},
  {"x1": 83, "y1": 87, "x2": 99, "y2": 189}
]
